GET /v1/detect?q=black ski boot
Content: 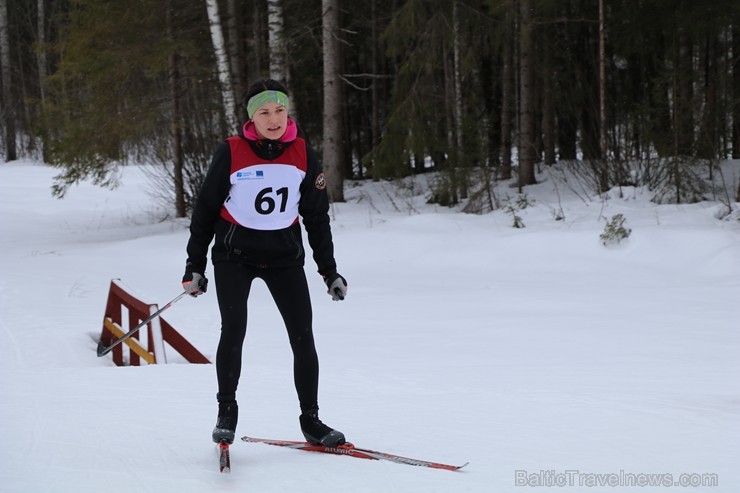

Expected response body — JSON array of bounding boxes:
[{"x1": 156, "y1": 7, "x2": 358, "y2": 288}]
[
  {"x1": 299, "y1": 409, "x2": 345, "y2": 447},
  {"x1": 212, "y1": 399, "x2": 238, "y2": 444}
]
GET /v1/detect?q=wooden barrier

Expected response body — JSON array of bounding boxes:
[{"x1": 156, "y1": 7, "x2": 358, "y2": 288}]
[{"x1": 98, "y1": 279, "x2": 210, "y2": 366}]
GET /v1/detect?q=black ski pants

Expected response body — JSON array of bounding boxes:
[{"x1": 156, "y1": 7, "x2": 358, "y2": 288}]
[{"x1": 213, "y1": 260, "x2": 319, "y2": 413}]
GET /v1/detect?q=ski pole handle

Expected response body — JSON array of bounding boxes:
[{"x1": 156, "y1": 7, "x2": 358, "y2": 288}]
[
  {"x1": 96, "y1": 291, "x2": 188, "y2": 357},
  {"x1": 333, "y1": 287, "x2": 345, "y2": 301}
]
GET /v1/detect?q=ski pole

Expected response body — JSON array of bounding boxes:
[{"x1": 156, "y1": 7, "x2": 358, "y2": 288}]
[{"x1": 96, "y1": 291, "x2": 188, "y2": 357}]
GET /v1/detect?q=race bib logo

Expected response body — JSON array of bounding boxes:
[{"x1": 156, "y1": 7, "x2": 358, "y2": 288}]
[
  {"x1": 315, "y1": 173, "x2": 327, "y2": 190},
  {"x1": 236, "y1": 169, "x2": 264, "y2": 181}
]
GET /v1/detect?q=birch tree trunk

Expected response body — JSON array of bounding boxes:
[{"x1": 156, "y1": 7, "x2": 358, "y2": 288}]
[
  {"x1": 322, "y1": 0, "x2": 344, "y2": 202},
  {"x1": 0, "y1": 0, "x2": 16, "y2": 161},
  {"x1": 205, "y1": 0, "x2": 239, "y2": 132},
  {"x1": 267, "y1": 0, "x2": 296, "y2": 119},
  {"x1": 267, "y1": 0, "x2": 286, "y2": 82}
]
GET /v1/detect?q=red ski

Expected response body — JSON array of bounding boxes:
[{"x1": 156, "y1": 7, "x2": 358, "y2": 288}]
[{"x1": 241, "y1": 436, "x2": 467, "y2": 472}]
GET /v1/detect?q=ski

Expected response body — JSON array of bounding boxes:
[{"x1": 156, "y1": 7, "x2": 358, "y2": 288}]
[
  {"x1": 241, "y1": 436, "x2": 467, "y2": 472},
  {"x1": 218, "y1": 440, "x2": 231, "y2": 473}
]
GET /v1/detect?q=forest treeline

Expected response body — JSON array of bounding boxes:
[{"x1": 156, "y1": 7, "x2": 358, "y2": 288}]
[{"x1": 1, "y1": 0, "x2": 739, "y2": 215}]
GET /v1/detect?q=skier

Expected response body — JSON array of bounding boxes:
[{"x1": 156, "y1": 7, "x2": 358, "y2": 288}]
[{"x1": 182, "y1": 78, "x2": 348, "y2": 447}]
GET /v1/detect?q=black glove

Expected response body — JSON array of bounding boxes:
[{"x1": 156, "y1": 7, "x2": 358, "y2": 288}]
[
  {"x1": 182, "y1": 271, "x2": 208, "y2": 297},
  {"x1": 323, "y1": 272, "x2": 347, "y2": 301}
]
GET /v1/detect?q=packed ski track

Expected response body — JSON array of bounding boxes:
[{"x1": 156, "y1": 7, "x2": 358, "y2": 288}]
[{"x1": 1, "y1": 159, "x2": 739, "y2": 492}]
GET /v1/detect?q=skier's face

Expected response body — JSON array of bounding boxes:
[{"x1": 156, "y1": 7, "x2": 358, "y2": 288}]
[{"x1": 251, "y1": 102, "x2": 288, "y2": 140}]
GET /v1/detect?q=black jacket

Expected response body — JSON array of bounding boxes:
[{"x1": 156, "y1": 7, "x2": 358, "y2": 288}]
[{"x1": 184, "y1": 135, "x2": 337, "y2": 277}]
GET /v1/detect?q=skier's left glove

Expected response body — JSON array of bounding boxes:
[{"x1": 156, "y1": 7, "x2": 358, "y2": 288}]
[{"x1": 323, "y1": 272, "x2": 347, "y2": 301}]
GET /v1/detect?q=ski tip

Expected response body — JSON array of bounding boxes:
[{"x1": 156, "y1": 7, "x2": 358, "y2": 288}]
[
  {"x1": 433, "y1": 461, "x2": 468, "y2": 471},
  {"x1": 218, "y1": 440, "x2": 231, "y2": 473}
]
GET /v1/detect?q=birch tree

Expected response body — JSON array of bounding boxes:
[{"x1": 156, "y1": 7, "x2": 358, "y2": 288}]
[
  {"x1": 322, "y1": 0, "x2": 344, "y2": 201},
  {"x1": 0, "y1": 0, "x2": 16, "y2": 161},
  {"x1": 267, "y1": 0, "x2": 296, "y2": 119},
  {"x1": 205, "y1": 0, "x2": 239, "y2": 132},
  {"x1": 267, "y1": 0, "x2": 287, "y2": 82}
]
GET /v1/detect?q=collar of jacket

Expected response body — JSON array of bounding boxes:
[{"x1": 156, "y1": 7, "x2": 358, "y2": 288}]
[{"x1": 241, "y1": 118, "x2": 298, "y2": 160}]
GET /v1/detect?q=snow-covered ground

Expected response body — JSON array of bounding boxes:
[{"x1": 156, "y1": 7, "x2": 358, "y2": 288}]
[{"x1": 1, "y1": 159, "x2": 738, "y2": 493}]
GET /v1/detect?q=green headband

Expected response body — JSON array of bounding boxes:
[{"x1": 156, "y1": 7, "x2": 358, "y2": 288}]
[{"x1": 247, "y1": 90, "x2": 290, "y2": 118}]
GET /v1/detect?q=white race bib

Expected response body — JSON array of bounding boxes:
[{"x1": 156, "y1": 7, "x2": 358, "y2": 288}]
[{"x1": 223, "y1": 163, "x2": 305, "y2": 230}]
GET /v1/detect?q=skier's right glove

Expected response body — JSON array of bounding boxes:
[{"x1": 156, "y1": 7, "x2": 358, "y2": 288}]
[{"x1": 182, "y1": 271, "x2": 208, "y2": 297}]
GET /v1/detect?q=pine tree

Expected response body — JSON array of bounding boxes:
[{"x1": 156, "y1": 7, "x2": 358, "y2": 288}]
[
  {"x1": 322, "y1": 0, "x2": 344, "y2": 202},
  {"x1": 518, "y1": 0, "x2": 537, "y2": 189},
  {"x1": 0, "y1": 0, "x2": 16, "y2": 162}
]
